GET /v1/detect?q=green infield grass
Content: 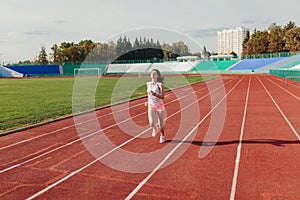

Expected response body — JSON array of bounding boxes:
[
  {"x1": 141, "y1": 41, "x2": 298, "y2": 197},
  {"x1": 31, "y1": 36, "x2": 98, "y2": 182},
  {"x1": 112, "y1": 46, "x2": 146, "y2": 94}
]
[{"x1": 0, "y1": 75, "x2": 212, "y2": 134}]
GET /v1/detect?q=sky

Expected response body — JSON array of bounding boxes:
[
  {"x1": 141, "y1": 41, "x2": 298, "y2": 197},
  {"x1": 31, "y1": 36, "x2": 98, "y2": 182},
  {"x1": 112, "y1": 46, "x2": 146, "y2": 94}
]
[{"x1": 0, "y1": 0, "x2": 299, "y2": 63}]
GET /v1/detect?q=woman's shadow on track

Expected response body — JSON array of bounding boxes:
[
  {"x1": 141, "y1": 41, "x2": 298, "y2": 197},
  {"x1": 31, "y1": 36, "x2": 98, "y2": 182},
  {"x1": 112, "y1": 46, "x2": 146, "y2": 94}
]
[{"x1": 165, "y1": 139, "x2": 300, "y2": 147}]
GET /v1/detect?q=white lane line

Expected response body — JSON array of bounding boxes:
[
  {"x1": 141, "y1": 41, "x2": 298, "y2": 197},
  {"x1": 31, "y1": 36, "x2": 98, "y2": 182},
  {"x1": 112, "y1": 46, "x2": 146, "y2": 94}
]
[
  {"x1": 274, "y1": 77, "x2": 283, "y2": 82},
  {"x1": 1, "y1": 78, "x2": 234, "y2": 174},
  {"x1": 258, "y1": 77, "x2": 300, "y2": 141},
  {"x1": 1, "y1": 126, "x2": 72, "y2": 150},
  {"x1": 125, "y1": 77, "x2": 244, "y2": 200},
  {"x1": 229, "y1": 77, "x2": 251, "y2": 200},
  {"x1": 265, "y1": 77, "x2": 300, "y2": 101},
  {"x1": 182, "y1": 87, "x2": 191, "y2": 91},
  {"x1": 26, "y1": 128, "x2": 151, "y2": 200},
  {"x1": 26, "y1": 77, "x2": 240, "y2": 200},
  {"x1": 0, "y1": 101, "x2": 145, "y2": 150},
  {"x1": 0, "y1": 78, "x2": 221, "y2": 150},
  {"x1": 0, "y1": 112, "x2": 146, "y2": 174},
  {"x1": 285, "y1": 78, "x2": 300, "y2": 89},
  {"x1": 273, "y1": 75, "x2": 300, "y2": 89}
]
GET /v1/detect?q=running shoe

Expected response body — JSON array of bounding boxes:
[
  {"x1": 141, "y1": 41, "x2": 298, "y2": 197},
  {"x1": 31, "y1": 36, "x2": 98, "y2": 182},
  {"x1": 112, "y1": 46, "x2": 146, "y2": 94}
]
[{"x1": 160, "y1": 135, "x2": 165, "y2": 143}]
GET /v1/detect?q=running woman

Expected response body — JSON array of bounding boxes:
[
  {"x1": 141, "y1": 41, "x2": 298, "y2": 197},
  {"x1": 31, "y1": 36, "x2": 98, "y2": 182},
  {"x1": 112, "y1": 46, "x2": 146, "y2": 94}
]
[{"x1": 146, "y1": 69, "x2": 166, "y2": 143}]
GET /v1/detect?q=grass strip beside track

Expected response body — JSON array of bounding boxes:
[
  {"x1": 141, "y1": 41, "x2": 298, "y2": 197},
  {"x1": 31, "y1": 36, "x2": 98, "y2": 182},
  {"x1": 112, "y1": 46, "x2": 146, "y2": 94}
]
[{"x1": 0, "y1": 75, "x2": 212, "y2": 134}]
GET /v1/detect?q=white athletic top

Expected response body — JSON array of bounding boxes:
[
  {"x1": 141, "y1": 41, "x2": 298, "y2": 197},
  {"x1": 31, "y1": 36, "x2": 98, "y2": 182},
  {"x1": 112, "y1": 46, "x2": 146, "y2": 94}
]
[{"x1": 147, "y1": 82, "x2": 164, "y2": 105}]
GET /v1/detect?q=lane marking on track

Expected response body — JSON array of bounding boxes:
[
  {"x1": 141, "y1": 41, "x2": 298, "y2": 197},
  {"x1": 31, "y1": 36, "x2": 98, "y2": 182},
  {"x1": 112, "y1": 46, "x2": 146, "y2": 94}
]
[
  {"x1": 0, "y1": 78, "x2": 221, "y2": 150},
  {"x1": 286, "y1": 79, "x2": 300, "y2": 89},
  {"x1": 125, "y1": 77, "x2": 244, "y2": 200},
  {"x1": 0, "y1": 102, "x2": 144, "y2": 150},
  {"x1": 265, "y1": 77, "x2": 300, "y2": 101},
  {"x1": 0, "y1": 111, "x2": 145, "y2": 174},
  {"x1": 182, "y1": 87, "x2": 191, "y2": 91},
  {"x1": 26, "y1": 77, "x2": 240, "y2": 200},
  {"x1": 274, "y1": 77, "x2": 283, "y2": 82},
  {"x1": 258, "y1": 77, "x2": 300, "y2": 141},
  {"x1": 229, "y1": 77, "x2": 251, "y2": 200},
  {"x1": 1, "y1": 78, "x2": 236, "y2": 174},
  {"x1": 274, "y1": 75, "x2": 300, "y2": 89}
]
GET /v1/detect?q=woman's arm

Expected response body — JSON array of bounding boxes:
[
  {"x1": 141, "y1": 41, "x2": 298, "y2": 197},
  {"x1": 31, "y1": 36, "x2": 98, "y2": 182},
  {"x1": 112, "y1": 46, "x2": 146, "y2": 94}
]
[{"x1": 151, "y1": 84, "x2": 164, "y2": 99}]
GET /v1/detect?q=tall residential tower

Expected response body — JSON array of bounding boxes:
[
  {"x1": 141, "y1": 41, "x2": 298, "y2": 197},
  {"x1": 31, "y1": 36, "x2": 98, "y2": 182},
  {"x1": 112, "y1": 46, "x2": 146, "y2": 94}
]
[{"x1": 217, "y1": 27, "x2": 249, "y2": 58}]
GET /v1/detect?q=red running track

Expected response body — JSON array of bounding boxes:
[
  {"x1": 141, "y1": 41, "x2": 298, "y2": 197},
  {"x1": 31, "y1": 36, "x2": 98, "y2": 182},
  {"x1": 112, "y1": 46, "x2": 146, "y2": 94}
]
[{"x1": 0, "y1": 74, "x2": 300, "y2": 199}]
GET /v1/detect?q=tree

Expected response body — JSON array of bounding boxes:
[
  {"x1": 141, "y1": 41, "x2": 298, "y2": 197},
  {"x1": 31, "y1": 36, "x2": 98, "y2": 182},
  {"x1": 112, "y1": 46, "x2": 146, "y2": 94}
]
[
  {"x1": 114, "y1": 36, "x2": 164, "y2": 62},
  {"x1": 116, "y1": 37, "x2": 127, "y2": 59},
  {"x1": 38, "y1": 45, "x2": 48, "y2": 64},
  {"x1": 242, "y1": 21, "x2": 300, "y2": 56},
  {"x1": 115, "y1": 36, "x2": 134, "y2": 60},
  {"x1": 268, "y1": 23, "x2": 284, "y2": 53},
  {"x1": 285, "y1": 27, "x2": 300, "y2": 51},
  {"x1": 242, "y1": 30, "x2": 250, "y2": 53},
  {"x1": 95, "y1": 42, "x2": 115, "y2": 62},
  {"x1": 172, "y1": 41, "x2": 191, "y2": 56},
  {"x1": 160, "y1": 41, "x2": 191, "y2": 59},
  {"x1": 254, "y1": 30, "x2": 269, "y2": 54},
  {"x1": 18, "y1": 60, "x2": 31, "y2": 65},
  {"x1": 243, "y1": 38, "x2": 255, "y2": 55},
  {"x1": 50, "y1": 44, "x2": 59, "y2": 63},
  {"x1": 161, "y1": 43, "x2": 177, "y2": 59},
  {"x1": 49, "y1": 40, "x2": 101, "y2": 64},
  {"x1": 244, "y1": 30, "x2": 269, "y2": 55},
  {"x1": 283, "y1": 21, "x2": 296, "y2": 33},
  {"x1": 133, "y1": 38, "x2": 140, "y2": 49},
  {"x1": 58, "y1": 42, "x2": 74, "y2": 63},
  {"x1": 79, "y1": 39, "x2": 97, "y2": 60}
]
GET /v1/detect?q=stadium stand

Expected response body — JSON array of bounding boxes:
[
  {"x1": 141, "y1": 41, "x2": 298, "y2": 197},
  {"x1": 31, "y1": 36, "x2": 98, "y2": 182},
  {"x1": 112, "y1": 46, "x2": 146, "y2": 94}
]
[
  {"x1": 190, "y1": 60, "x2": 239, "y2": 72},
  {"x1": 3, "y1": 55, "x2": 298, "y2": 77},
  {"x1": 229, "y1": 58, "x2": 283, "y2": 71},
  {"x1": 0, "y1": 66, "x2": 23, "y2": 77},
  {"x1": 255, "y1": 53, "x2": 300, "y2": 73},
  {"x1": 214, "y1": 60, "x2": 240, "y2": 70},
  {"x1": 105, "y1": 61, "x2": 199, "y2": 74},
  {"x1": 148, "y1": 61, "x2": 198, "y2": 73},
  {"x1": 281, "y1": 60, "x2": 300, "y2": 69},
  {"x1": 291, "y1": 64, "x2": 300, "y2": 70},
  {"x1": 164, "y1": 61, "x2": 199, "y2": 72},
  {"x1": 105, "y1": 63, "x2": 151, "y2": 74},
  {"x1": 190, "y1": 61, "x2": 216, "y2": 71},
  {"x1": 147, "y1": 63, "x2": 179, "y2": 73},
  {"x1": 6, "y1": 65, "x2": 60, "y2": 76}
]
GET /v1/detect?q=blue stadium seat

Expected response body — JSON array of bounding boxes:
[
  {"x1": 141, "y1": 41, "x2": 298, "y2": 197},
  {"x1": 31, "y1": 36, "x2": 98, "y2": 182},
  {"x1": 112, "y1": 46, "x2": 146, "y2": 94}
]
[
  {"x1": 6, "y1": 65, "x2": 60, "y2": 76},
  {"x1": 230, "y1": 58, "x2": 283, "y2": 71}
]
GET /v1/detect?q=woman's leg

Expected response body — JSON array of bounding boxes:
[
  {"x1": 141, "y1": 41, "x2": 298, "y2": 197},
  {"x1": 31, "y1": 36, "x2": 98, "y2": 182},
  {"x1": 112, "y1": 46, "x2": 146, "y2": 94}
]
[
  {"x1": 157, "y1": 110, "x2": 165, "y2": 136},
  {"x1": 148, "y1": 109, "x2": 159, "y2": 137},
  {"x1": 148, "y1": 109, "x2": 156, "y2": 128}
]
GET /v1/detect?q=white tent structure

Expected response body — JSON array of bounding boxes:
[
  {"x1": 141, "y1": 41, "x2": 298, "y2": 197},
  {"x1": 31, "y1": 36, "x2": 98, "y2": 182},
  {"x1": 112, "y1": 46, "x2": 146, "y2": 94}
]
[{"x1": 0, "y1": 66, "x2": 23, "y2": 77}]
